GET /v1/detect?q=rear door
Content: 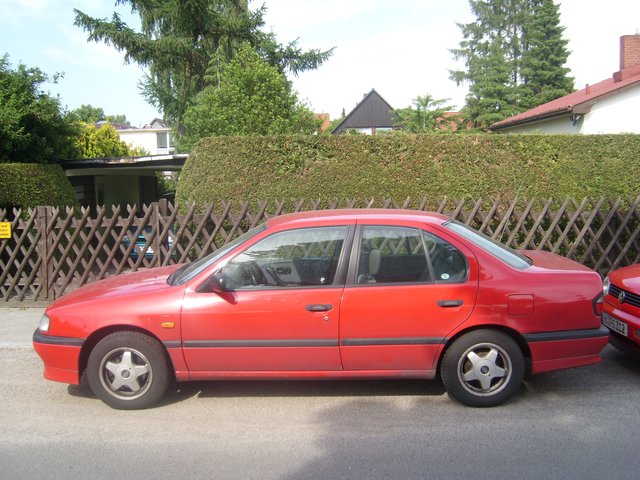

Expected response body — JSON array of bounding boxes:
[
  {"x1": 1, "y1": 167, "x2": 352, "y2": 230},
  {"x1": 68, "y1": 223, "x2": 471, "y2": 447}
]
[{"x1": 339, "y1": 223, "x2": 478, "y2": 372}]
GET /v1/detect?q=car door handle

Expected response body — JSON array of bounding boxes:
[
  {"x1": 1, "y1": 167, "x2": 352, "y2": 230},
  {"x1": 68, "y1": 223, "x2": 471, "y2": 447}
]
[
  {"x1": 305, "y1": 304, "x2": 333, "y2": 312},
  {"x1": 437, "y1": 300, "x2": 463, "y2": 308}
]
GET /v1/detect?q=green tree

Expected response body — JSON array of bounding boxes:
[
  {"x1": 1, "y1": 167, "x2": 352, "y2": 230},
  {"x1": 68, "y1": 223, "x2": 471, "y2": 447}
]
[
  {"x1": 71, "y1": 105, "x2": 130, "y2": 126},
  {"x1": 75, "y1": 123, "x2": 140, "y2": 158},
  {"x1": 0, "y1": 55, "x2": 79, "y2": 163},
  {"x1": 180, "y1": 45, "x2": 319, "y2": 150},
  {"x1": 74, "y1": 1, "x2": 333, "y2": 132},
  {"x1": 394, "y1": 94, "x2": 458, "y2": 132},
  {"x1": 518, "y1": 0, "x2": 573, "y2": 109},
  {"x1": 71, "y1": 104, "x2": 130, "y2": 126},
  {"x1": 451, "y1": 0, "x2": 573, "y2": 127},
  {"x1": 105, "y1": 114, "x2": 130, "y2": 126},
  {"x1": 72, "y1": 104, "x2": 106, "y2": 123}
]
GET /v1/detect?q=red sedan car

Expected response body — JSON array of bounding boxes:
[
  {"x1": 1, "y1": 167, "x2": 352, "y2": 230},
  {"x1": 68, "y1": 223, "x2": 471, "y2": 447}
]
[
  {"x1": 34, "y1": 210, "x2": 608, "y2": 409},
  {"x1": 602, "y1": 264, "x2": 640, "y2": 355}
]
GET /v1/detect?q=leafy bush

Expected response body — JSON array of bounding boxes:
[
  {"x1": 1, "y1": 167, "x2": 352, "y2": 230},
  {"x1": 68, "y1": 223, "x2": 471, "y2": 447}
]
[
  {"x1": 177, "y1": 134, "x2": 640, "y2": 208},
  {"x1": 0, "y1": 163, "x2": 78, "y2": 209},
  {"x1": 0, "y1": 55, "x2": 79, "y2": 163}
]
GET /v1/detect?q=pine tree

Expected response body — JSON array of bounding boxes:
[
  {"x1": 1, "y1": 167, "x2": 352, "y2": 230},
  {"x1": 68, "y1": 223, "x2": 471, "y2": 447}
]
[
  {"x1": 519, "y1": 0, "x2": 574, "y2": 109},
  {"x1": 450, "y1": 0, "x2": 573, "y2": 127}
]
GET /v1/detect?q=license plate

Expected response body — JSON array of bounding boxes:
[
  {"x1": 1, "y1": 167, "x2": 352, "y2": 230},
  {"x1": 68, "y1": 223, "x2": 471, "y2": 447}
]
[{"x1": 603, "y1": 312, "x2": 628, "y2": 336}]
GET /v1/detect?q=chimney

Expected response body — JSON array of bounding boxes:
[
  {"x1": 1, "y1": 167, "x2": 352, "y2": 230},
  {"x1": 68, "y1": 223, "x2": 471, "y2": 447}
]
[
  {"x1": 614, "y1": 35, "x2": 640, "y2": 82},
  {"x1": 620, "y1": 35, "x2": 640, "y2": 70}
]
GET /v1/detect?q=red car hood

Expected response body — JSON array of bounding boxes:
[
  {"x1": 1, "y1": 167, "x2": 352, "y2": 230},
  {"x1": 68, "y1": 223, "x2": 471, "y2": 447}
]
[
  {"x1": 610, "y1": 264, "x2": 640, "y2": 292},
  {"x1": 521, "y1": 250, "x2": 595, "y2": 273},
  {"x1": 49, "y1": 265, "x2": 183, "y2": 309}
]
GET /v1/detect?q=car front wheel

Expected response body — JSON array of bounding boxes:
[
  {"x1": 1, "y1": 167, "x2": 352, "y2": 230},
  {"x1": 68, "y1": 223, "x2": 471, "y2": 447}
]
[
  {"x1": 441, "y1": 330, "x2": 524, "y2": 407},
  {"x1": 87, "y1": 331, "x2": 171, "y2": 410}
]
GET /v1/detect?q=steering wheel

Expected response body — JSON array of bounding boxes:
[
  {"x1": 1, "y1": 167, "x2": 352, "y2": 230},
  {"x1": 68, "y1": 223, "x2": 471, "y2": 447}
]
[
  {"x1": 245, "y1": 261, "x2": 265, "y2": 286},
  {"x1": 264, "y1": 265, "x2": 286, "y2": 286}
]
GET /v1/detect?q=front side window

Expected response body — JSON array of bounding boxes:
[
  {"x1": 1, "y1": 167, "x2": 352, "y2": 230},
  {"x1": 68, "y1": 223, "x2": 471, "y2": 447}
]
[
  {"x1": 169, "y1": 224, "x2": 267, "y2": 285},
  {"x1": 356, "y1": 226, "x2": 468, "y2": 284},
  {"x1": 220, "y1": 226, "x2": 347, "y2": 289}
]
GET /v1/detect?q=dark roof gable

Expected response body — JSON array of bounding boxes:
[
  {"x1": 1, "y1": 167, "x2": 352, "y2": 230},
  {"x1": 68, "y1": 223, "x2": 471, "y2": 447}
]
[{"x1": 332, "y1": 89, "x2": 397, "y2": 134}]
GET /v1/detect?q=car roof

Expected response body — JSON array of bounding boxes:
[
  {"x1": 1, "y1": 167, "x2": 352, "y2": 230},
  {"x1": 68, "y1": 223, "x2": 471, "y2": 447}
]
[{"x1": 265, "y1": 209, "x2": 450, "y2": 229}]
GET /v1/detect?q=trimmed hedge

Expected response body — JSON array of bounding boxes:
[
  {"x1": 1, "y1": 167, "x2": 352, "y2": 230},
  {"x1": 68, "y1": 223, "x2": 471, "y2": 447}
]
[
  {"x1": 177, "y1": 134, "x2": 640, "y2": 207},
  {"x1": 0, "y1": 163, "x2": 78, "y2": 209}
]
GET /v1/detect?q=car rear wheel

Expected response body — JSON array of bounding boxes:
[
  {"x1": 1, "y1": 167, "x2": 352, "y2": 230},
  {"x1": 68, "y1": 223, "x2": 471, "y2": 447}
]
[
  {"x1": 441, "y1": 330, "x2": 524, "y2": 407},
  {"x1": 87, "y1": 331, "x2": 170, "y2": 410}
]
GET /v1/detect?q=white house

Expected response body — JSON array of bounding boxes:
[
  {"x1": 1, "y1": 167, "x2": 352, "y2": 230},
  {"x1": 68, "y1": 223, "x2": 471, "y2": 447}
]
[
  {"x1": 490, "y1": 35, "x2": 640, "y2": 134},
  {"x1": 115, "y1": 118, "x2": 175, "y2": 155}
]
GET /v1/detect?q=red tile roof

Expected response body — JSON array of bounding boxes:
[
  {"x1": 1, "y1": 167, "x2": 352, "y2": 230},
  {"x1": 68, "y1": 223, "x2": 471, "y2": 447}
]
[{"x1": 491, "y1": 64, "x2": 640, "y2": 130}]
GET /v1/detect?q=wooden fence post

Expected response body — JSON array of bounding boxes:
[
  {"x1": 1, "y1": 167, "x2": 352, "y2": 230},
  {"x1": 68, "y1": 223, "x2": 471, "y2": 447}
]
[
  {"x1": 151, "y1": 200, "x2": 169, "y2": 266},
  {"x1": 36, "y1": 206, "x2": 50, "y2": 301}
]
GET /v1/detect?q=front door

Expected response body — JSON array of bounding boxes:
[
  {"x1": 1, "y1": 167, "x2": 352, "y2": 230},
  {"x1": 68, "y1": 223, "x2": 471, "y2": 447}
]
[{"x1": 181, "y1": 226, "x2": 350, "y2": 373}]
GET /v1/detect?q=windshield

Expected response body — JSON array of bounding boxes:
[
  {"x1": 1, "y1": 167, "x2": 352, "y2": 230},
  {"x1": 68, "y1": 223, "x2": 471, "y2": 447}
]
[
  {"x1": 168, "y1": 224, "x2": 267, "y2": 285},
  {"x1": 444, "y1": 219, "x2": 532, "y2": 270}
]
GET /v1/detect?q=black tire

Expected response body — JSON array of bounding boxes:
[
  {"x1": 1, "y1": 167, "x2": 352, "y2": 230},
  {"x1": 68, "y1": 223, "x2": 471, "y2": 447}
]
[
  {"x1": 87, "y1": 331, "x2": 170, "y2": 410},
  {"x1": 441, "y1": 330, "x2": 524, "y2": 407},
  {"x1": 78, "y1": 368, "x2": 94, "y2": 397}
]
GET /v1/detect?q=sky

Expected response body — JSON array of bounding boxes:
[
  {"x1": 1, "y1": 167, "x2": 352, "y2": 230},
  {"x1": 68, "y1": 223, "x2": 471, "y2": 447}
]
[{"x1": 1, "y1": 0, "x2": 639, "y2": 127}]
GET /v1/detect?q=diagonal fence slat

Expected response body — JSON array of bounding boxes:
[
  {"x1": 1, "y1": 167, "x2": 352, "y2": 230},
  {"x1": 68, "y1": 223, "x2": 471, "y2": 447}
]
[{"x1": 1, "y1": 197, "x2": 639, "y2": 301}]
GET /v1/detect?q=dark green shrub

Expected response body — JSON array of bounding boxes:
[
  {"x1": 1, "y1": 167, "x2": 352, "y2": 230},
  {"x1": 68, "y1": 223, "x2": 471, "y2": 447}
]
[
  {"x1": 177, "y1": 134, "x2": 640, "y2": 208},
  {"x1": 0, "y1": 163, "x2": 78, "y2": 209}
]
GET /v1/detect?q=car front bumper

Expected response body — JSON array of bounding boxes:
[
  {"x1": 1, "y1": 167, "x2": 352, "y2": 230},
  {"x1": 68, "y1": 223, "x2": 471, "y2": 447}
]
[{"x1": 33, "y1": 330, "x2": 84, "y2": 385}]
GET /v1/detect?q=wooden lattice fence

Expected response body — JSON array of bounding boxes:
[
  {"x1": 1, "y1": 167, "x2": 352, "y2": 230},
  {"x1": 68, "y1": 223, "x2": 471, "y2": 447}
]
[{"x1": 1, "y1": 197, "x2": 639, "y2": 301}]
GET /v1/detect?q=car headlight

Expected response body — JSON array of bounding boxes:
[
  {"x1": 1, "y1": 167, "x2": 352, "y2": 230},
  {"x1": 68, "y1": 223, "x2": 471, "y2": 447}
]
[
  {"x1": 38, "y1": 314, "x2": 50, "y2": 333},
  {"x1": 603, "y1": 276, "x2": 610, "y2": 296}
]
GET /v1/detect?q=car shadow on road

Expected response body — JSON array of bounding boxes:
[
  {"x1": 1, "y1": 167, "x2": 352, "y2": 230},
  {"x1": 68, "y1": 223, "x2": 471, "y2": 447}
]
[
  {"x1": 165, "y1": 377, "x2": 447, "y2": 403},
  {"x1": 68, "y1": 377, "x2": 446, "y2": 408}
]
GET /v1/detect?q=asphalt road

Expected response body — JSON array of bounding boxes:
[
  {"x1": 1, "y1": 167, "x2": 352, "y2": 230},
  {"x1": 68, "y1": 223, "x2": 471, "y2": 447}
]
[{"x1": 2, "y1": 308, "x2": 640, "y2": 480}]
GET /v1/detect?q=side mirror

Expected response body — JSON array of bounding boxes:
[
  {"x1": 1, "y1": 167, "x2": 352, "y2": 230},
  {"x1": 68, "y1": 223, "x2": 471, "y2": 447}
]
[{"x1": 199, "y1": 272, "x2": 229, "y2": 293}]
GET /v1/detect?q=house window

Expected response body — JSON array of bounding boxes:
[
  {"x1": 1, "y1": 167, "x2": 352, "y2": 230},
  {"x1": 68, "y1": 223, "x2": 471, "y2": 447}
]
[{"x1": 156, "y1": 132, "x2": 168, "y2": 149}]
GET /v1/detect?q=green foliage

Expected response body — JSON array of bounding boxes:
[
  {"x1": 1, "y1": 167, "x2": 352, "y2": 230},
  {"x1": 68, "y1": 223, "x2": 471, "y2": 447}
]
[
  {"x1": 177, "y1": 134, "x2": 640, "y2": 208},
  {"x1": 180, "y1": 45, "x2": 319, "y2": 150},
  {"x1": 70, "y1": 105, "x2": 130, "y2": 126},
  {"x1": 518, "y1": 0, "x2": 573, "y2": 109},
  {"x1": 451, "y1": 0, "x2": 573, "y2": 127},
  {"x1": 75, "y1": 124, "x2": 134, "y2": 158},
  {"x1": 74, "y1": 1, "x2": 333, "y2": 131},
  {"x1": 394, "y1": 94, "x2": 459, "y2": 133},
  {"x1": 156, "y1": 172, "x2": 179, "y2": 195},
  {"x1": 0, "y1": 55, "x2": 79, "y2": 163},
  {"x1": 71, "y1": 104, "x2": 130, "y2": 126},
  {"x1": 72, "y1": 104, "x2": 105, "y2": 123},
  {"x1": 0, "y1": 163, "x2": 78, "y2": 208},
  {"x1": 105, "y1": 114, "x2": 129, "y2": 125}
]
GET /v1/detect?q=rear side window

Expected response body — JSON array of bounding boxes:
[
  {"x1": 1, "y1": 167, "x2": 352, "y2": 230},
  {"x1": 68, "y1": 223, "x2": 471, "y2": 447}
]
[
  {"x1": 356, "y1": 226, "x2": 468, "y2": 285},
  {"x1": 444, "y1": 220, "x2": 532, "y2": 270}
]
